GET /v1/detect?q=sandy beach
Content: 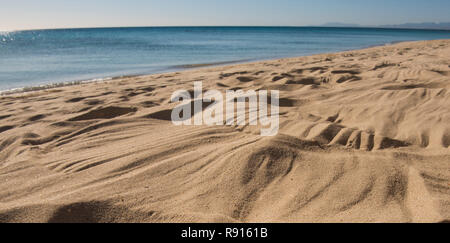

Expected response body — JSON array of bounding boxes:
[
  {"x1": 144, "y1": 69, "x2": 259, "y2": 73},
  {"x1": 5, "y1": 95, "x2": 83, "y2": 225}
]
[{"x1": 0, "y1": 39, "x2": 449, "y2": 223}]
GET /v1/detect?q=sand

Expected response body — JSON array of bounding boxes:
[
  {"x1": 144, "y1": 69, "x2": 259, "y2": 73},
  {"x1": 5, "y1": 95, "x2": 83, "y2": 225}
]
[{"x1": 0, "y1": 40, "x2": 449, "y2": 223}]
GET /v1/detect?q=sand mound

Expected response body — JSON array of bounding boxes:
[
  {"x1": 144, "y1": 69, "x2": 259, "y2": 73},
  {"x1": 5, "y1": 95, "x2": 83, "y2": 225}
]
[
  {"x1": 69, "y1": 106, "x2": 137, "y2": 121},
  {"x1": 0, "y1": 201, "x2": 157, "y2": 223},
  {"x1": 0, "y1": 40, "x2": 449, "y2": 222}
]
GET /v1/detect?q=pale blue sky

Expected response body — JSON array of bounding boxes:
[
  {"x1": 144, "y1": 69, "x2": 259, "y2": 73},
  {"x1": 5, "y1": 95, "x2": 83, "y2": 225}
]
[{"x1": 1, "y1": 0, "x2": 450, "y2": 31}]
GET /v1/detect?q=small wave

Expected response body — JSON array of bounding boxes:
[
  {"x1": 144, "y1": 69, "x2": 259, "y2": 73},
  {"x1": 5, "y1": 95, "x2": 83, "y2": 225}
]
[
  {"x1": 0, "y1": 30, "x2": 19, "y2": 43},
  {"x1": 0, "y1": 30, "x2": 17, "y2": 36},
  {"x1": 0, "y1": 77, "x2": 113, "y2": 96}
]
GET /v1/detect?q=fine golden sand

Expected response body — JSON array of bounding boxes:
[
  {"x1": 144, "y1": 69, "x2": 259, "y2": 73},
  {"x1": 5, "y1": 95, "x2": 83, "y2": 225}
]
[{"x1": 0, "y1": 40, "x2": 449, "y2": 223}]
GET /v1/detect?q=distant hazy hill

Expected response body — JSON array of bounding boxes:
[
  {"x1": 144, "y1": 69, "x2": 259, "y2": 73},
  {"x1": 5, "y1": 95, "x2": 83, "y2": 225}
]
[{"x1": 321, "y1": 22, "x2": 450, "y2": 30}]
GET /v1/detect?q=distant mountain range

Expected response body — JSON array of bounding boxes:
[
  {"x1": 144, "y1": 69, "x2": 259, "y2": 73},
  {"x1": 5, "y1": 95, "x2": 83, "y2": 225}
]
[{"x1": 321, "y1": 22, "x2": 450, "y2": 30}]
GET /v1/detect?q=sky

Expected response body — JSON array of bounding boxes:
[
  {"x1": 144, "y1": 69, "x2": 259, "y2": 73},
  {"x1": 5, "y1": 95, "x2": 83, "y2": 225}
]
[{"x1": 1, "y1": 0, "x2": 450, "y2": 31}]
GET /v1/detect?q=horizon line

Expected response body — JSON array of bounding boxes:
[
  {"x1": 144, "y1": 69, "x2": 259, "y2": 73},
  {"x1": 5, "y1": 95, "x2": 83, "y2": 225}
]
[{"x1": 3, "y1": 24, "x2": 450, "y2": 33}]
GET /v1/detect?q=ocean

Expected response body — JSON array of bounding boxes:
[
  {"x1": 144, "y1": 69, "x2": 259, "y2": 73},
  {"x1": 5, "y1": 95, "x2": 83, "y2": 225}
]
[{"x1": 1, "y1": 26, "x2": 449, "y2": 91}]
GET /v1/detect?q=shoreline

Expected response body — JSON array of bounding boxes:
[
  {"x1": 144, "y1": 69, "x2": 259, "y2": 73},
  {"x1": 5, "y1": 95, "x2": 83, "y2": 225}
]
[{"x1": 0, "y1": 39, "x2": 433, "y2": 96}]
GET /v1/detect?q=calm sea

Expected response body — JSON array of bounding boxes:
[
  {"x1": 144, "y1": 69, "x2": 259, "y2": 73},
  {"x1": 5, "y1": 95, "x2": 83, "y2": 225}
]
[{"x1": 1, "y1": 27, "x2": 449, "y2": 91}]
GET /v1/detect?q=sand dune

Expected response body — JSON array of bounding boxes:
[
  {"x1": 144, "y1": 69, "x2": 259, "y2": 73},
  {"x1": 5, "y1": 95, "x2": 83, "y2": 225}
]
[{"x1": 0, "y1": 40, "x2": 449, "y2": 223}]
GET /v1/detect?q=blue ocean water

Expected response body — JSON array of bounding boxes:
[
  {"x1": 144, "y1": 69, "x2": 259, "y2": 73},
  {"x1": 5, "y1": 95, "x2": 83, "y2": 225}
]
[{"x1": 1, "y1": 27, "x2": 449, "y2": 91}]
